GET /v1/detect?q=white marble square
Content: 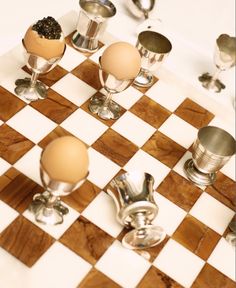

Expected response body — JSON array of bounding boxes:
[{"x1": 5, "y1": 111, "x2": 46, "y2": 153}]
[
  {"x1": 29, "y1": 242, "x2": 91, "y2": 288},
  {"x1": 159, "y1": 114, "x2": 198, "y2": 149},
  {"x1": 0, "y1": 157, "x2": 11, "y2": 176},
  {"x1": 153, "y1": 192, "x2": 187, "y2": 236},
  {"x1": 208, "y1": 238, "x2": 236, "y2": 281},
  {"x1": 112, "y1": 111, "x2": 156, "y2": 147},
  {"x1": 6, "y1": 106, "x2": 56, "y2": 143},
  {"x1": 89, "y1": 45, "x2": 107, "y2": 64},
  {"x1": 87, "y1": 148, "x2": 120, "y2": 189},
  {"x1": 154, "y1": 239, "x2": 205, "y2": 288},
  {"x1": 0, "y1": 120, "x2": 3, "y2": 126},
  {"x1": 0, "y1": 201, "x2": 19, "y2": 233},
  {"x1": 124, "y1": 149, "x2": 170, "y2": 189},
  {"x1": 59, "y1": 44, "x2": 86, "y2": 71},
  {"x1": 96, "y1": 240, "x2": 151, "y2": 288},
  {"x1": 23, "y1": 202, "x2": 79, "y2": 239},
  {"x1": 14, "y1": 145, "x2": 42, "y2": 185},
  {"x1": 146, "y1": 80, "x2": 186, "y2": 112},
  {"x1": 189, "y1": 192, "x2": 235, "y2": 235},
  {"x1": 61, "y1": 109, "x2": 108, "y2": 145},
  {"x1": 173, "y1": 151, "x2": 192, "y2": 180},
  {"x1": 111, "y1": 86, "x2": 143, "y2": 110},
  {"x1": 82, "y1": 191, "x2": 123, "y2": 238},
  {"x1": 220, "y1": 155, "x2": 236, "y2": 181},
  {"x1": 51, "y1": 73, "x2": 96, "y2": 106}
]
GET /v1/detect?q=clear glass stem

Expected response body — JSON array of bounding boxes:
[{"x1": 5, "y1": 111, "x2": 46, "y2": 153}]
[
  {"x1": 103, "y1": 92, "x2": 113, "y2": 108},
  {"x1": 45, "y1": 194, "x2": 58, "y2": 209},
  {"x1": 30, "y1": 72, "x2": 39, "y2": 88},
  {"x1": 212, "y1": 67, "x2": 221, "y2": 82}
]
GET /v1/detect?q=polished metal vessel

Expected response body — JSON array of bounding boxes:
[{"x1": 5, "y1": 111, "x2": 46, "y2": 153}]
[
  {"x1": 199, "y1": 34, "x2": 236, "y2": 92},
  {"x1": 134, "y1": 31, "x2": 172, "y2": 87},
  {"x1": 89, "y1": 58, "x2": 134, "y2": 119},
  {"x1": 72, "y1": 0, "x2": 116, "y2": 53},
  {"x1": 184, "y1": 126, "x2": 236, "y2": 186},
  {"x1": 107, "y1": 171, "x2": 166, "y2": 249},
  {"x1": 15, "y1": 40, "x2": 65, "y2": 101},
  {"x1": 226, "y1": 216, "x2": 236, "y2": 246},
  {"x1": 126, "y1": 0, "x2": 155, "y2": 19},
  {"x1": 29, "y1": 161, "x2": 88, "y2": 225}
]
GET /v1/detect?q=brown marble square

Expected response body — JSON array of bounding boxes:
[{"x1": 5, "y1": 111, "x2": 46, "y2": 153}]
[
  {"x1": 132, "y1": 76, "x2": 158, "y2": 94},
  {"x1": 172, "y1": 215, "x2": 221, "y2": 260},
  {"x1": 63, "y1": 180, "x2": 101, "y2": 213},
  {"x1": 0, "y1": 216, "x2": 54, "y2": 267},
  {"x1": 0, "y1": 124, "x2": 34, "y2": 164},
  {"x1": 142, "y1": 131, "x2": 186, "y2": 168},
  {"x1": 60, "y1": 216, "x2": 114, "y2": 265},
  {"x1": 92, "y1": 128, "x2": 138, "y2": 167},
  {"x1": 78, "y1": 268, "x2": 121, "y2": 288},
  {"x1": 130, "y1": 95, "x2": 171, "y2": 129},
  {"x1": 137, "y1": 266, "x2": 183, "y2": 288},
  {"x1": 72, "y1": 59, "x2": 102, "y2": 90},
  {"x1": 0, "y1": 168, "x2": 44, "y2": 213},
  {"x1": 80, "y1": 92, "x2": 126, "y2": 127},
  {"x1": 157, "y1": 171, "x2": 202, "y2": 212},
  {"x1": 0, "y1": 86, "x2": 25, "y2": 122},
  {"x1": 22, "y1": 65, "x2": 68, "y2": 87},
  {"x1": 191, "y1": 263, "x2": 236, "y2": 288},
  {"x1": 30, "y1": 89, "x2": 77, "y2": 124},
  {"x1": 205, "y1": 172, "x2": 236, "y2": 211},
  {"x1": 174, "y1": 98, "x2": 214, "y2": 129}
]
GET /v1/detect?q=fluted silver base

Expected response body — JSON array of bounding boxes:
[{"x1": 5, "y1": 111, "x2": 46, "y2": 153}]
[{"x1": 15, "y1": 78, "x2": 47, "y2": 101}]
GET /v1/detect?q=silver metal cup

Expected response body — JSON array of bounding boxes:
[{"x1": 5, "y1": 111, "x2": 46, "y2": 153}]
[
  {"x1": 89, "y1": 58, "x2": 134, "y2": 120},
  {"x1": 72, "y1": 0, "x2": 116, "y2": 53},
  {"x1": 107, "y1": 171, "x2": 166, "y2": 249},
  {"x1": 29, "y1": 161, "x2": 88, "y2": 225},
  {"x1": 199, "y1": 34, "x2": 236, "y2": 93},
  {"x1": 184, "y1": 126, "x2": 236, "y2": 186},
  {"x1": 15, "y1": 40, "x2": 66, "y2": 102},
  {"x1": 134, "y1": 30, "x2": 172, "y2": 87},
  {"x1": 126, "y1": 0, "x2": 155, "y2": 19}
]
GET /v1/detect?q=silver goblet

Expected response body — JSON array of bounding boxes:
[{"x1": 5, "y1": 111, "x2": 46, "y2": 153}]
[
  {"x1": 134, "y1": 30, "x2": 172, "y2": 87},
  {"x1": 15, "y1": 40, "x2": 66, "y2": 102},
  {"x1": 89, "y1": 58, "x2": 134, "y2": 120},
  {"x1": 184, "y1": 126, "x2": 236, "y2": 186},
  {"x1": 29, "y1": 160, "x2": 88, "y2": 225},
  {"x1": 126, "y1": 0, "x2": 155, "y2": 19},
  {"x1": 199, "y1": 34, "x2": 236, "y2": 93},
  {"x1": 72, "y1": 0, "x2": 116, "y2": 53},
  {"x1": 107, "y1": 171, "x2": 166, "y2": 249}
]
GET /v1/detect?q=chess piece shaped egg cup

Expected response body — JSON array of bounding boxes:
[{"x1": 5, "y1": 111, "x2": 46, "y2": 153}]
[
  {"x1": 107, "y1": 171, "x2": 166, "y2": 249},
  {"x1": 15, "y1": 40, "x2": 66, "y2": 102},
  {"x1": 184, "y1": 126, "x2": 236, "y2": 186},
  {"x1": 72, "y1": 0, "x2": 116, "y2": 53},
  {"x1": 134, "y1": 30, "x2": 172, "y2": 88},
  {"x1": 199, "y1": 34, "x2": 236, "y2": 93}
]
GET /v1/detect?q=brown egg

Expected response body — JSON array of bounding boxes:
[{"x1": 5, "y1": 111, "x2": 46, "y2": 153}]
[
  {"x1": 100, "y1": 42, "x2": 141, "y2": 80},
  {"x1": 41, "y1": 136, "x2": 89, "y2": 184},
  {"x1": 24, "y1": 27, "x2": 65, "y2": 60}
]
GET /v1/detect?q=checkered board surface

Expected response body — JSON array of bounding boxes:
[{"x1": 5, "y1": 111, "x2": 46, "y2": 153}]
[{"x1": 0, "y1": 26, "x2": 236, "y2": 288}]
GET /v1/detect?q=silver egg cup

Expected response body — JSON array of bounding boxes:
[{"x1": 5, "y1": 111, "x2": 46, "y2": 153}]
[
  {"x1": 107, "y1": 171, "x2": 166, "y2": 249},
  {"x1": 126, "y1": 0, "x2": 155, "y2": 19},
  {"x1": 199, "y1": 34, "x2": 236, "y2": 93},
  {"x1": 29, "y1": 161, "x2": 88, "y2": 225},
  {"x1": 72, "y1": 0, "x2": 116, "y2": 53},
  {"x1": 134, "y1": 30, "x2": 172, "y2": 87},
  {"x1": 15, "y1": 40, "x2": 65, "y2": 102},
  {"x1": 184, "y1": 126, "x2": 236, "y2": 186}
]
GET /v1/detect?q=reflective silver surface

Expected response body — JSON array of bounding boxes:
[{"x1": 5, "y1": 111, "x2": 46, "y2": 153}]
[
  {"x1": 199, "y1": 34, "x2": 236, "y2": 92},
  {"x1": 72, "y1": 0, "x2": 116, "y2": 52},
  {"x1": 107, "y1": 171, "x2": 166, "y2": 249},
  {"x1": 126, "y1": 0, "x2": 155, "y2": 19},
  {"x1": 134, "y1": 31, "x2": 172, "y2": 87},
  {"x1": 184, "y1": 126, "x2": 236, "y2": 186},
  {"x1": 15, "y1": 40, "x2": 65, "y2": 101}
]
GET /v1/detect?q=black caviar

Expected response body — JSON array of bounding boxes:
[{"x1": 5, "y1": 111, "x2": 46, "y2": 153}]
[{"x1": 32, "y1": 16, "x2": 62, "y2": 40}]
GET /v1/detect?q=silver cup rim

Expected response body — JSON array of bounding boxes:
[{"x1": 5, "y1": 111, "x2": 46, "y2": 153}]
[{"x1": 79, "y1": 0, "x2": 117, "y2": 18}]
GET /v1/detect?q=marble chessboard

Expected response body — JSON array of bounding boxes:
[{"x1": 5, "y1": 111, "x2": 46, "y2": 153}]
[{"x1": 0, "y1": 12, "x2": 236, "y2": 288}]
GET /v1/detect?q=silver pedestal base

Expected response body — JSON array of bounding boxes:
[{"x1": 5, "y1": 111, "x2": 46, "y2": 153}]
[
  {"x1": 71, "y1": 32, "x2": 99, "y2": 53},
  {"x1": 15, "y1": 78, "x2": 47, "y2": 101},
  {"x1": 29, "y1": 191, "x2": 69, "y2": 225},
  {"x1": 89, "y1": 94, "x2": 121, "y2": 120},
  {"x1": 198, "y1": 73, "x2": 225, "y2": 93},
  {"x1": 184, "y1": 159, "x2": 216, "y2": 186},
  {"x1": 134, "y1": 72, "x2": 153, "y2": 88}
]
